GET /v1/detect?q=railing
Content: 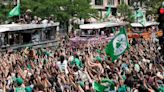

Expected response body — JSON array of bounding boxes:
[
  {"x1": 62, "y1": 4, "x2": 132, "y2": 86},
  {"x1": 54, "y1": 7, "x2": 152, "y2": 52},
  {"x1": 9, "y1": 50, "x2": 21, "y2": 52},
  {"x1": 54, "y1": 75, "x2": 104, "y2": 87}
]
[{"x1": 0, "y1": 40, "x2": 59, "y2": 52}]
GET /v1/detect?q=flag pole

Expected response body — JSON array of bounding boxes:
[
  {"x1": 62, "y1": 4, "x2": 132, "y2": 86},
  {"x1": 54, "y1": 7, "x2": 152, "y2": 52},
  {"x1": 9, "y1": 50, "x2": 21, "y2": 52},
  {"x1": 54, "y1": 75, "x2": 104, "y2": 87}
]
[{"x1": 17, "y1": 0, "x2": 21, "y2": 20}]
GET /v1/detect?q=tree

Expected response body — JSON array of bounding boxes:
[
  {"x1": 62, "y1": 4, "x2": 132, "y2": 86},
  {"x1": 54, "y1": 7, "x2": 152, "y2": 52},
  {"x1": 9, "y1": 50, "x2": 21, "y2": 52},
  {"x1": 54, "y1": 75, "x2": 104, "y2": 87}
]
[
  {"x1": 0, "y1": 0, "x2": 98, "y2": 31},
  {"x1": 0, "y1": 0, "x2": 13, "y2": 23},
  {"x1": 144, "y1": 0, "x2": 161, "y2": 16},
  {"x1": 117, "y1": 2, "x2": 134, "y2": 22},
  {"x1": 129, "y1": 0, "x2": 145, "y2": 7},
  {"x1": 130, "y1": 0, "x2": 162, "y2": 17}
]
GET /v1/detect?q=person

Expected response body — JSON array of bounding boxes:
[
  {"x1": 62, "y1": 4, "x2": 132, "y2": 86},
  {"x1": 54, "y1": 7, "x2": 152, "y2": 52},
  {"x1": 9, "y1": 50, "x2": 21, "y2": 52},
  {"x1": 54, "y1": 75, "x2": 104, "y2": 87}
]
[
  {"x1": 42, "y1": 17, "x2": 48, "y2": 25},
  {"x1": 56, "y1": 55, "x2": 69, "y2": 75},
  {"x1": 24, "y1": 9, "x2": 32, "y2": 24},
  {"x1": 48, "y1": 15, "x2": 55, "y2": 24},
  {"x1": 0, "y1": 30, "x2": 163, "y2": 92}
]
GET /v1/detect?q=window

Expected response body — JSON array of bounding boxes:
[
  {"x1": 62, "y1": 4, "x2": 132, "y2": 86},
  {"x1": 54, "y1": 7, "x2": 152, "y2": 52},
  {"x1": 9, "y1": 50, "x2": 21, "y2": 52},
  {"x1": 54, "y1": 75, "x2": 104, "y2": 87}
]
[
  {"x1": 118, "y1": 0, "x2": 121, "y2": 4},
  {"x1": 108, "y1": 0, "x2": 114, "y2": 5},
  {"x1": 118, "y1": 0, "x2": 127, "y2": 5},
  {"x1": 128, "y1": 0, "x2": 130, "y2": 5},
  {"x1": 95, "y1": 0, "x2": 103, "y2": 5}
]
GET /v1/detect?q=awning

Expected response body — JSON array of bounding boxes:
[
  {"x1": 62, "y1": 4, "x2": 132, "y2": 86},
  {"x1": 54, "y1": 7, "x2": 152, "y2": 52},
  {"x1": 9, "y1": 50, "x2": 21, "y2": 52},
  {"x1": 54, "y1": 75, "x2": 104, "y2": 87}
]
[
  {"x1": 80, "y1": 23, "x2": 106, "y2": 29},
  {"x1": 0, "y1": 22, "x2": 60, "y2": 33},
  {"x1": 79, "y1": 22, "x2": 128, "y2": 30},
  {"x1": 131, "y1": 22, "x2": 159, "y2": 27},
  {"x1": 0, "y1": 27, "x2": 10, "y2": 33}
]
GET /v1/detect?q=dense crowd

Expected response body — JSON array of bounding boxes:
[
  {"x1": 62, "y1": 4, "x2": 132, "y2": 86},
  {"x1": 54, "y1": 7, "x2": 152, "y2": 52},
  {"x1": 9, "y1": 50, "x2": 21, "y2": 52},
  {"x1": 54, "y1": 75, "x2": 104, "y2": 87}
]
[
  {"x1": 7, "y1": 9, "x2": 55, "y2": 25},
  {"x1": 0, "y1": 33, "x2": 163, "y2": 92}
]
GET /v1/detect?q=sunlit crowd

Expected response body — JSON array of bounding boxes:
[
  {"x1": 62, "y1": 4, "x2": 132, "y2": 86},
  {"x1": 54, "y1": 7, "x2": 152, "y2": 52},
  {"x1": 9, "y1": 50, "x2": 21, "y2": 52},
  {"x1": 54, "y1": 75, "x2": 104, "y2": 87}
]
[{"x1": 0, "y1": 32, "x2": 163, "y2": 92}]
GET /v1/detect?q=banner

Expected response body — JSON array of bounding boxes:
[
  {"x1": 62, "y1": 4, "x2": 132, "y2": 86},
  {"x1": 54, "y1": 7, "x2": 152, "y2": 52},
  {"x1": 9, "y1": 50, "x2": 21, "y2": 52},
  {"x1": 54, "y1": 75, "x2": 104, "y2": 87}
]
[{"x1": 105, "y1": 27, "x2": 129, "y2": 62}]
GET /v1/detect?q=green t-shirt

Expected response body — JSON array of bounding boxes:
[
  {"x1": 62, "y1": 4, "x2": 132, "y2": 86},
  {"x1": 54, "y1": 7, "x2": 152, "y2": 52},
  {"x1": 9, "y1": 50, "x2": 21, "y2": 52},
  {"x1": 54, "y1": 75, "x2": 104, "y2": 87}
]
[
  {"x1": 25, "y1": 86, "x2": 32, "y2": 92},
  {"x1": 42, "y1": 59, "x2": 48, "y2": 64},
  {"x1": 122, "y1": 75, "x2": 126, "y2": 81},
  {"x1": 95, "y1": 56, "x2": 102, "y2": 63},
  {"x1": 70, "y1": 56, "x2": 75, "y2": 65},
  {"x1": 27, "y1": 64, "x2": 32, "y2": 70},
  {"x1": 45, "y1": 51, "x2": 50, "y2": 57},
  {"x1": 36, "y1": 50, "x2": 42, "y2": 56},
  {"x1": 16, "y1": 78, "x2": 24, "y2": 86},
  {"x1": 33, "y1": 59, "x2": 37, "y2": 63},
  {"x1": 15, "y1": 87, "x2": 25, "y2": 92},
  {"x1": 79, "y1": 81, "x2": 85, "y2": 88},
  {"x1": 75, "y1": 58, "x2": 83, "y2": 69},
  {"x1": 104, "y1": 56, "x2": 107, "y2": 61},
  {"x1": 158, "y1": 86, "x2": 164, "y2": 92},
  {"x1": 21, "y1": 66, "x2": 24, "y2": 70},
  {"x1": 70, "y1": 58, "x2": 83, "y2": 69},
  {"x1": 118, "y1": 85, "x2": 127, "y2": 92},
  {"x1": 96, "y1": 50, "x2": 101, "y2": 54},
  {"x1": 12, "y1": 77, "x2": 16, "y2": 82}
]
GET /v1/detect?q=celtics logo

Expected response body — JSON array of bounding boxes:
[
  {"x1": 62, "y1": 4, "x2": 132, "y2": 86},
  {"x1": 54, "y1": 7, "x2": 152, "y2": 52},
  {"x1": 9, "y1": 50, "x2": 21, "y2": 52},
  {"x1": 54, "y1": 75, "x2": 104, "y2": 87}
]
[{"x1": 113, "y1": 34, "x2": 127, "y2": 55}]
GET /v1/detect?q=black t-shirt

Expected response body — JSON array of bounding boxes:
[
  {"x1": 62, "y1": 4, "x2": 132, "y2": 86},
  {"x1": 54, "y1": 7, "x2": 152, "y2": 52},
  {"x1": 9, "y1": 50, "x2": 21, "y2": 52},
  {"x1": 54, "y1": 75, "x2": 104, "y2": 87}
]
[
  {"x1": 9, "y1": 89, "x2": 14, "y2": 92},
  {"x1": 124, "y1": 76, "x2": 134, "y2": 88},
  {"x1": 138, "y1": 85, "x2": 149, "y2": 92}
]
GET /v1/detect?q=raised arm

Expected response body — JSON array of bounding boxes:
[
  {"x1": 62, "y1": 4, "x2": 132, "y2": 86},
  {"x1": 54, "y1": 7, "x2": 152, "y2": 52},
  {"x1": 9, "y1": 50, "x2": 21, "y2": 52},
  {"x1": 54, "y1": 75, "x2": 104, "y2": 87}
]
[{"x1": 84, "y1": 68, "x2": 93, "y2": 83}]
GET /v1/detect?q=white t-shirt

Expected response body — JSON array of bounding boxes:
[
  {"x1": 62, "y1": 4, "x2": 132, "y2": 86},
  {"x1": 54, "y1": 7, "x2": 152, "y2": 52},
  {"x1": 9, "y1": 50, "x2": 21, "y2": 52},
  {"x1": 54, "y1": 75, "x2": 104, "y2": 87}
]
[
  {"x1": 79, "y1": 70, "x2": 88, "y2": 82},
  {"x1": 42, "y1": 19, "x2": 48, "y2": 28},
  {"x1": 57, "y1": 60, "x2": 68, "y2": 74},
  {"x1": 73, "y1": 70, "x2": 88, "y2": 82},
  {"x1": 134, "y1": 64, "x2": 140, "y2": 72},
  {"x1": 42, "y1": 19, "x2": 48, "y2": 24}
]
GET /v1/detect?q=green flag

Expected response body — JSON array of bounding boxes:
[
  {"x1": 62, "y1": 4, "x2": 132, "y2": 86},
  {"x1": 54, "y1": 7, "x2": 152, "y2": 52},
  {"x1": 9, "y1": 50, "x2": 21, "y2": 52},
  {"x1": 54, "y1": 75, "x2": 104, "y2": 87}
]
[
  {"x1": 8, "y1": 0, "x2": 20, "y2": 17},
  {"x1": 105, "y1": 27, "x2": 129, "y2": 62},
  {"x1": 93, "y1": 81, "x2": 108, "y2": 92},
  {"x1": 105, "y1": 5, "x2": 111, "y2": 17},
  {"x1": 136, "y1": 10, "x2": 143, "y2": 17},
  {"x1": 140, "y1": 13, "x2": 146, "y2": 26},
  {"x1": 93, "y1": 79, "x2": 115, "y2": 92},
  {"x1": 101, "y1": 79, "x2": 115, "y2": 91}
]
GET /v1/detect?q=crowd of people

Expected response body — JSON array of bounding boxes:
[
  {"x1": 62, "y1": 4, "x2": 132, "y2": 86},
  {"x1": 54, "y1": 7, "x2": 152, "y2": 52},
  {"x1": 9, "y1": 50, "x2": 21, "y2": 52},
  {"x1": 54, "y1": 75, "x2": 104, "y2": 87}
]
[
  {"x1": 0, "y1": 31, "x2": 163, "y2": 92},
  {"x1": 7, "y1": 9, "x2": 55, "y2": 25}
]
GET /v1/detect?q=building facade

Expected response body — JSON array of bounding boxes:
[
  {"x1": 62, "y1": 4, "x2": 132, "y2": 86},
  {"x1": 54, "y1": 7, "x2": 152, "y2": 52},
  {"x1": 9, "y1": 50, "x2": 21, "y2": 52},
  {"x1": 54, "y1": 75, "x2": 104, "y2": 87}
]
[
  {"x1": 91, "y1": 0, "x2": 131, "y2": 16},
  {"x1": 91, "y1": 0, "x2": 130, "y2": 8}
]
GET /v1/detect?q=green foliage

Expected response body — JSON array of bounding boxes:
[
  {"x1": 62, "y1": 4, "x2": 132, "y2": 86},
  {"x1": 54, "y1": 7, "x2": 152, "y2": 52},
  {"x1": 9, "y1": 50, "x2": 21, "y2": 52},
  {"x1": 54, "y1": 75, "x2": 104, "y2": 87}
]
[
  {"x1": 130, "y1": 0, "x2": 161, "y2": 16},
  {"x1": 0, "y1": 0, "x2": 98, "y2": 24},
  {"x1": 0, "y1": 1, "x2": 12, "y2": 23},
  {"x1": 144, "y1": 0, "x2": 161, "y2": 16},
  {"x1": 129, "y1": 0, "x2": 145, "y2": 7},
  {"x1": 117, "y1": 2, "x2": 134, "y2": 22}
]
